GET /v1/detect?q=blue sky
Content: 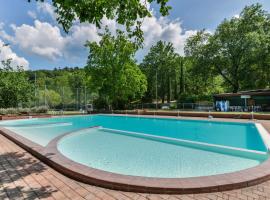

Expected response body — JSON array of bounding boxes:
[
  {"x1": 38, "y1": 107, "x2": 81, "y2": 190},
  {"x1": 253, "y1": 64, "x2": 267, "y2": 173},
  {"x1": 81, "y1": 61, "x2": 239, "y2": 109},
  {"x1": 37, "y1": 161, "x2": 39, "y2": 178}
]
[
  {"x1": 165, "y1": 0, "x2": 270, "y2": 30},
  {"x1": 0, "y1": 0, "x2": 269, "y2": 70}
]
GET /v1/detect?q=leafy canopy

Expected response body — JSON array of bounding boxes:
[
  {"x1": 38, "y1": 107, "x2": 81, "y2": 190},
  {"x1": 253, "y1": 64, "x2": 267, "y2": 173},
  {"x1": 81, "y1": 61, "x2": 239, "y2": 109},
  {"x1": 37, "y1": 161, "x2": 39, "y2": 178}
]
[
  {"x1": 140, "y1": 41, "x2": 179, "y2": 103},
  {"x1": 39, "y1": 89, "x2": 61, "y2": 107},
  {"x1": 85, "y1": 29, "x2": 147, "y2": 109},
  {"x1": 29, "y1": 0, "x2": 171, "y2": 45},
  {"x1": 185, "y1": 4, "x2": 270, "y2": 93},
  {"x1": 0, "y1": 59, "x2": 33, "y2": 108}
]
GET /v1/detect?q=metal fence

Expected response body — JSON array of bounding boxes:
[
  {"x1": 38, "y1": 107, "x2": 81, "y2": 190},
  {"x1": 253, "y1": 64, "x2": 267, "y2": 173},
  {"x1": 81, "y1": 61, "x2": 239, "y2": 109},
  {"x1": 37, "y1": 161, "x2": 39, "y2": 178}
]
[
  {"x1": 30, "y1": 86, "x2": 93, "y2": 111},
  {"x1": 128, "y1": 103, "x2": 214, "y2": 111}
]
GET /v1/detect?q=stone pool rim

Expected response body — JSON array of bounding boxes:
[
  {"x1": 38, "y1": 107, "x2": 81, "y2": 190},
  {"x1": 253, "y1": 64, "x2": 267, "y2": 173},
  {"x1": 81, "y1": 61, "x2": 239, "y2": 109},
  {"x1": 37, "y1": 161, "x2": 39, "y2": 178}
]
[{"x1": 1, "y1": 115, "x2": 270, "y2": 194}]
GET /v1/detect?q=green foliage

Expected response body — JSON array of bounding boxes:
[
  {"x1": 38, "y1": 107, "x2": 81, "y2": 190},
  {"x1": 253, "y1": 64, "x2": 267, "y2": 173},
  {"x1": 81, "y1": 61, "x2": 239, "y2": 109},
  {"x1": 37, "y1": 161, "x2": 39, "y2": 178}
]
[
  {"x1": 39, "y1": 89, "x2": 61, "y2": 108},
  {"x1": 5, "y1": 108, "x2": 18, "y2": 115},
  {"x1": 140, "y1": 41, "x2": 183, "y2": 103},
  {"x1": 27, "y1": 67, "x2": 92, "y2": 109},
  {"x1": 0, "y1": 59, "x2": 33, "y2": 108},
  {"x1": 2, "y1": 3, "x2": 270, "y2": 109},
  {"x1": 33, "y1": 106, "x2": 48, "y2": 113},
  {"x1": 185, "y1": 4, "x2": 270, "y2": 93},
  {"x1": 0, "y1": 108, "x2": 7, "y2": 115},
  {"x1": 29, "y1": 0, "x2": 171, "y2": 45},
  {"x1": 85, "y1": 30, "x2": 147, "y2": 109},
  {"x1": 18, "y1": 107, "x2": 31, "y2": 114},
  {"x1": 0, "y1": 106, "x2": 48, "y2": 115}
]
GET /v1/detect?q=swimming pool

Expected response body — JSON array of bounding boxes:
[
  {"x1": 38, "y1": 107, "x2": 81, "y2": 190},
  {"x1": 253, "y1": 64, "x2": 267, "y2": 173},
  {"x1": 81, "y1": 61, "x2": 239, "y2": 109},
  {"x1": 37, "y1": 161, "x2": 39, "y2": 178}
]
[{"x1": 0, "y1": 114, "x2": 269, "y2": 179}]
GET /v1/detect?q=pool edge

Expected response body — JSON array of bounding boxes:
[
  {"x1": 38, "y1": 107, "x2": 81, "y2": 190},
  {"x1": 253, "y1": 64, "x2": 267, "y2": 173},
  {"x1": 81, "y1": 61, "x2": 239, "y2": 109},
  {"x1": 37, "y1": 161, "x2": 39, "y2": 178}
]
[{"x1": 1, "y1": 119, "x2": 270, "y2": 194}]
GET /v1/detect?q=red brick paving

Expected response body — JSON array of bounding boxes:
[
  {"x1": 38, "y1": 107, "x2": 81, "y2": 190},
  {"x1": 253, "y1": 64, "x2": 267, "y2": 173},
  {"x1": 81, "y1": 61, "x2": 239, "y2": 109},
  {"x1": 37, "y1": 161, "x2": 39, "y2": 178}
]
[{"x1": 1, "y1": 134, "x2": 270, "y2": 199}]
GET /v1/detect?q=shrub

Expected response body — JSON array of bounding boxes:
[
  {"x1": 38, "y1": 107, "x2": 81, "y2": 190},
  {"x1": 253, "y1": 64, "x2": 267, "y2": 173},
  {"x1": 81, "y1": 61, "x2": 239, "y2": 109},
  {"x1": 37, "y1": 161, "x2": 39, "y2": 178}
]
[
  {"x1": 30, "y1": 107, "x2": 37, "y2": 113},
  {"x1": 178, "y1": 93, "x2": 197, "y2": 103},
  {"x1": 169, "y1": 102, "x2": 177, "y2": 109},
  {"x1": 36, "y1": 106, "x2": 48, "y2": 113},
  {"x1": 0, "y1": 108, "x2": 7, "y2": 115},
  {"x1": 5, "y1": 108, "x2": 18, "y2": 115},
  {"x1": 30, "y1": 106, "x2": 48, "y2": 114},
  {"x1": 18, "y1": 108, "x2": 31, "y2": 114},
  {"x1": 0, "y1": 106, "x2": 49, "y2": 115}
]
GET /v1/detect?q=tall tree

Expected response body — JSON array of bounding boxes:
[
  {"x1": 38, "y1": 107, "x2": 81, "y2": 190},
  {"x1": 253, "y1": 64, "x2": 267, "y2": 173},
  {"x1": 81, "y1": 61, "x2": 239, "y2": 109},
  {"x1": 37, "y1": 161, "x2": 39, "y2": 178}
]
[
  {"x1": 185, "y1": 4, "x2": 270, "y2": 93},
  {"x1": 39, "y1": 89, "x2": 61, "y2": 108},
  {"x1": 85, "y1": 30, "x2": 147, "y2": 109},
  {"x1": 0, "y1": 59, "x2": 33, "y2": 108},
  {"x1": 140, "y1": 41, "x2": 181, "y2": 103}
]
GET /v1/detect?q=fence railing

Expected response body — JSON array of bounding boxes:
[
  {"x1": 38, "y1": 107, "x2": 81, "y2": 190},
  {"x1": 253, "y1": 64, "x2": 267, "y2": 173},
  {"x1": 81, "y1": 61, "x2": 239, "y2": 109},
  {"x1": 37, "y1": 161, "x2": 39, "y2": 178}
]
[{"x1": 128, "y1": 103, "x2": 214, "y2": 111}]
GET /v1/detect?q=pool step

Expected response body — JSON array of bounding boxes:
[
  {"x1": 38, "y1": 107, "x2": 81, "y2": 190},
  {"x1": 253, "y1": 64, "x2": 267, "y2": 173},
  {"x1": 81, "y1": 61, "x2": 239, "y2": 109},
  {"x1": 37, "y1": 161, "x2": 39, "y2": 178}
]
[{"x1": 100, "y1": 127, "x2": 268, "y2": 160}]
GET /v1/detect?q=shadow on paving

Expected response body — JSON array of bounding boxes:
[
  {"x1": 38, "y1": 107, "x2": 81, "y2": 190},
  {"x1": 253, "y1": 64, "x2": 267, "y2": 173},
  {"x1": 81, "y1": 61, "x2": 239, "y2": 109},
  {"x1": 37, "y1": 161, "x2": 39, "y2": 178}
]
[{"x1": 0, "y1": 152, "x2": 57, "y2": 199}]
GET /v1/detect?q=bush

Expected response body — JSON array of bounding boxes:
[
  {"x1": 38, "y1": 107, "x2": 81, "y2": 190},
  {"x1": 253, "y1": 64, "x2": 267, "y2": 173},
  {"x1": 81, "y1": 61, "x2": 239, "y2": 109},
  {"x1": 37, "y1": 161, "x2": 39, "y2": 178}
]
[
  {"x1": 35, "y1": 106, "x2": 48, "y2": 113},
  {"x1": 30, "y1": 107, "x2": 37, "y2": 113},
  {"x1": 5, "y1": 108, "x2": 18, "y2": 115},
  {"x1": 18, "y1": 108, "x2": 31, "y2": 114},
  {"x1": 30, "y1": 106, "x2": 48, "y2": 114},
  {"x1": 0, "y1": 106, "x2": 48, "y2": 115},
  {"x1": 177, "y1": 93, "x2": 214, "y2": 104},
  {"x1": 169, "y1": 102, "x2": 177, "y2": 109},
  {"x1": 178, "y1": 93, "x2": 198, "y2": 103},
  {"x1": 0, "y1": 108, "x2": 7, "y2": 115}
]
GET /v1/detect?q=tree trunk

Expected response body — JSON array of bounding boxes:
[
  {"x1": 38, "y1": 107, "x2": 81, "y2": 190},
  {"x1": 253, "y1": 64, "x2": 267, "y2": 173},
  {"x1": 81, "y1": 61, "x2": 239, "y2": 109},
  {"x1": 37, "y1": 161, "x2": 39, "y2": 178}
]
[
  {"x1": 174, "y1": 76, "x2": 178, "y2": 100},
  {"x1": 167, "y1": 76, "x2": 171, "y2": 103},
  {"x1": 179, "y1": 60, "x2": 184, "y2": 94},
  {"x1": 232, "y1": 84, "x2": 239, "y2": 93},
  {"x1": 232, "y1": 64, "x2": 239, "y2": 93}
]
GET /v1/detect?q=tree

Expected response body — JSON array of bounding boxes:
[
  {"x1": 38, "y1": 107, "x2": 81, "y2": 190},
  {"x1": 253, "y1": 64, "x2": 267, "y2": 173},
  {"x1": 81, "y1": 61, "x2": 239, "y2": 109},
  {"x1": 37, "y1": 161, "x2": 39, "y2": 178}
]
[
  {"x1": 68, "y1": 69, "x2": 89, "y2": 109},
  {"x1": 140, "y1": 41, "x2": 180, "y2": 103},
  {"x1": 85, "y1": 30, "x2": 147, "y2": 109},
  {"x1": 29, "y1": 0, "x2": 171, "y2": 45},
  {"x1": 0, "y1": 59, "x2": 33, "y2": 108},
  {"x1": 27, "y1": 68, "x2": 90, "y2": 109},
  {"x1": 185, "y1": 4, "x2": 270, "y2": 93},
  {"x1": 39, "y1": 89, "x2": 61, "y2": 108}
]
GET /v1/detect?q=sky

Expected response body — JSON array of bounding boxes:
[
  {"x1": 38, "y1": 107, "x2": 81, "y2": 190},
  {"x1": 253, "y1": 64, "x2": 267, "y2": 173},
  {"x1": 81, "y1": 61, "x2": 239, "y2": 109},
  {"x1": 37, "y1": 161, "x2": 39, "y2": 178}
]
[{"x1": 0, "y1": 0, "x2": 269, "y2": 70}]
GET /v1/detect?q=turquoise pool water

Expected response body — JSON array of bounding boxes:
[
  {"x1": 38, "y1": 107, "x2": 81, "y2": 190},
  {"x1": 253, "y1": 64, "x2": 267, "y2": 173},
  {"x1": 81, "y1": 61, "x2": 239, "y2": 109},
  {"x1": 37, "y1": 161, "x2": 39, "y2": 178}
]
[
  {"x1": 0, "y1": 115, "x2": 268, "y2": 178},
  {"x1": 0, "y1": 115, "x2": 266, "y2": 152},
  {"x1": 58, "y1": 128, "x2": 266, "y2": 178}
]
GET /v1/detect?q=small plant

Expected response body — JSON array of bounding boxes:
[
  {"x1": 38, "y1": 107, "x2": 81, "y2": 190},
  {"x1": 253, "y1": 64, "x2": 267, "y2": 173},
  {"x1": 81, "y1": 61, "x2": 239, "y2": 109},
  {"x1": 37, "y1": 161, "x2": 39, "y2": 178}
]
[
  {"x1": 18, "y1": 108, "x2": 31, "y2": 114},
  {"x1": 0, "y1": 108, "x2": 7, "y2": 115},
  {"x1": 170, "y1": 102, "x2": 177, "y2": 109},
  {"x1": 30, "y1": 106, "x2": 48, "y2": 114},
  {"x1": 36, "y1": 106, "x2": 48, "y2": 113},
  {"x1": 30, "y1": 107, "x2": 37, "y2": 113},
  {"x1": 5, "y1": 108, "x2": 18, "y2": 115}
]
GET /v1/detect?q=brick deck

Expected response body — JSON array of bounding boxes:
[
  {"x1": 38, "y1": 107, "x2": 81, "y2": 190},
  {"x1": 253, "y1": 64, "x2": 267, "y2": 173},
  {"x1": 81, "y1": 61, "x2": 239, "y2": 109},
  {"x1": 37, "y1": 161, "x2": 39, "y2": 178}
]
[{"x1": 1, "y1": 134, "x2": 270, "y2": 199}]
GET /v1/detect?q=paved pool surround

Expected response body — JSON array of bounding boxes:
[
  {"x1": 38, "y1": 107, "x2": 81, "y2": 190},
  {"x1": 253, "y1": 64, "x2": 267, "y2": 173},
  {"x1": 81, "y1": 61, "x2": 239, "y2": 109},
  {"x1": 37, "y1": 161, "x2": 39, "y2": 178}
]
[{"x1": 1, "y1": 115, "x2": 270, "y2": 194}]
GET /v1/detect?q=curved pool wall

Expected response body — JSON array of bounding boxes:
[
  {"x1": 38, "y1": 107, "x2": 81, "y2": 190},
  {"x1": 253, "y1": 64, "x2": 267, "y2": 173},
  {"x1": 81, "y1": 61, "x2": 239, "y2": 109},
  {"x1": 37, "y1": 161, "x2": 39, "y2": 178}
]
[
  {"x1": 0, "y1": 115, "x2": 267, "y2": 152},
  {"x1": 57, "y1": 127, "x2": 267, "y2": 178},
  {"x1": 1, "y1": 114, "x2": 270, "y2": 194}
]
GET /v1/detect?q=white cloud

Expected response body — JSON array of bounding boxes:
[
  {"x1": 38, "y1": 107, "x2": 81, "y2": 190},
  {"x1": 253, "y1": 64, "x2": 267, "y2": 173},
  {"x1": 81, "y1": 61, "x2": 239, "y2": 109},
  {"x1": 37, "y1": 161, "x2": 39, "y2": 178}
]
[
  {"x1": 27, "y1": 10, "x2": 37, "y2": 19},
  {"x1": 0, "y1": 22, "x2": 4, "y2": 29},
  {"x1": 0, "y1": 39, "x2": 29, "y2": 70},
  {"x1": 0, "y1": 20, "x2": 101, "y2": 60},
  {"x1": 7, "y1": 20, "x2": 65, "y2": 60},
  {"x1": 66, "y1": 23, "x2": 100, "y2": 48},
  {"x1": 33, "y1": 2, "x2": 196, "y2": 56},
  {"x1": 141, "y1": 17, "x2": 196, "y2": 55},
  {"x1": 233, "y1": 14, "x2": 240, "y2": 19},
  {"x1": 0, "y1": 2, "x2": 196, "y2": 65},
  {"x1": 37, "y1": 2, "x2": 56, "y2": 20}
]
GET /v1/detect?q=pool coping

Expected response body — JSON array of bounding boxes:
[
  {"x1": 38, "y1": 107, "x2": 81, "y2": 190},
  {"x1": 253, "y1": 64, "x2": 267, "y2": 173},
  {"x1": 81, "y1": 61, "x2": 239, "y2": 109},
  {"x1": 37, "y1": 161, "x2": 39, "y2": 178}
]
[{"x1": 1, "y1": 115, "x2": 270, "y2": 194}]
